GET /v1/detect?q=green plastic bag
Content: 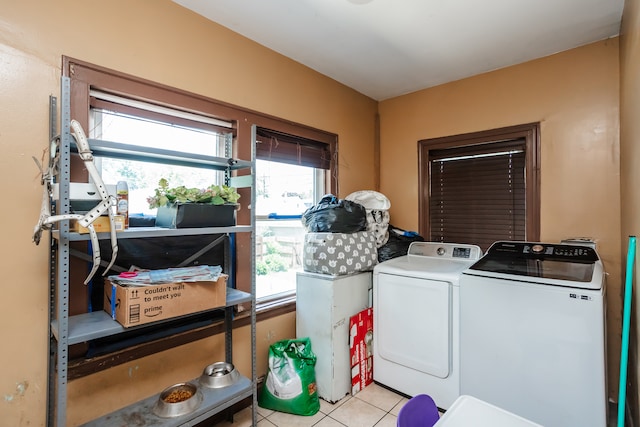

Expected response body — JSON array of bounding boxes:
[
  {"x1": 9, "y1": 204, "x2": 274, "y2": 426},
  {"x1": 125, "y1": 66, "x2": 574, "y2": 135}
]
[{"x1": 258, "y1": 337, "x2": 320, "y2": 416}]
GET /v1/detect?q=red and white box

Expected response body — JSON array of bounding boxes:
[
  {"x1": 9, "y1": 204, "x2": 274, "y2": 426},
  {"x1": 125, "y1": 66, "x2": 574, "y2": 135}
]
[{"x1": 349, "y1": 307, "x2": 374, "y2": 395}]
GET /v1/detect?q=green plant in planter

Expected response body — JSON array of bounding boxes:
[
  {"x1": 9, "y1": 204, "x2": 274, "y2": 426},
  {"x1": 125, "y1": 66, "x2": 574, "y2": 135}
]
[{"x1": 147, "y1": 178, "x2": 241, "y2": 209}]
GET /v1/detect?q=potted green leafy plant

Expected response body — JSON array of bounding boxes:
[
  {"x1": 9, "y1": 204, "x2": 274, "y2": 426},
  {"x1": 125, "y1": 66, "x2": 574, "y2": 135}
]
[{"x1": 148, "y1": 178, "x2": 241, "y2": 228}]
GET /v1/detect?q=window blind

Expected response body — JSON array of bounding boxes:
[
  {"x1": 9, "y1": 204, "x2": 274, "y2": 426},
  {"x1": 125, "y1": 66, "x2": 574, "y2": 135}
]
[
  {"x1": 256, "y1": 128, "x2": 332, "y2": 169},
  {"x1": 90, "y1": 90, "x2": 234, "y2": 130},
  {"x1": 429, "y1": 140, "x2": 526, "y2": 251}
]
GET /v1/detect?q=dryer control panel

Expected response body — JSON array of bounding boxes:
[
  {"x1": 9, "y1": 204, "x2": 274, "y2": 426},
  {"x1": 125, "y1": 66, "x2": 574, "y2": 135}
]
[{"x1": 407, "y1": 242, "x2": 482, "y2": 260}]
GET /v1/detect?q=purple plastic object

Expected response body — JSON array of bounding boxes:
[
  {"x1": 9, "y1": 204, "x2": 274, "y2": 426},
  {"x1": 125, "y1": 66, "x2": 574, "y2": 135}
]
[{"x1": 397, "y1": 394, "x2": 441, "y2": 427}]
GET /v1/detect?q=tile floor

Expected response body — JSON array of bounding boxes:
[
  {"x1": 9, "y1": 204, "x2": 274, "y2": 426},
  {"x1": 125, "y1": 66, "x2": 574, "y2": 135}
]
[
  {"x1": 218, "y1": 383, "x2": 416, "y2": 427},
  {"x1": 216, "y1": 383, "x2": 618, "y2": 427}
]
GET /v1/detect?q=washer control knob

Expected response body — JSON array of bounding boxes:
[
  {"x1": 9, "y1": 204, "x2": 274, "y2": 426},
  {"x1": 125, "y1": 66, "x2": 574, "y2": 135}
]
[
  {"x1": 531, "y1": 244, "x2": 544, "y2": 254},
  {"x1": 437, "y1": 247, "x2": 446, "y2": 256}
]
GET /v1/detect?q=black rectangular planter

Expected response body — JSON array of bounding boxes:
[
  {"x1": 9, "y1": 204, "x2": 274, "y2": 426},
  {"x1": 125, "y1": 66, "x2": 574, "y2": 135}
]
[{"x1": 155, "y1": 203, "x2": 237, "y2": 228}]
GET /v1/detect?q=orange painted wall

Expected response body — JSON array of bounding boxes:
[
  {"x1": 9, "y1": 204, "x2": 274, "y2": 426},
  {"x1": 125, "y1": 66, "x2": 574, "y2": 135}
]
[
  {"x1": 379, "y1": 39, "x2": 622, "y2": 398},
  {"x1": 0, "y1": 1, "x2": 376, "y2": 425},
  {"x1": 0, "y1": 0, "x2": 632, "y2": 425},
  {"x1": 620, "y1": 0, "x2": 640, "y2": 422}
]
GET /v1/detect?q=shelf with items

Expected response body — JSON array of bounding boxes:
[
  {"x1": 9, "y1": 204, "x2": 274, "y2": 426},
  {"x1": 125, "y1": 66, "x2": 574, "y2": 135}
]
[
  {"x1": 52, "y1": 225, "x2": 253, "y2": 241},
  {"x1": 81, "y1": 376, "x2": 253, "y2": 427},
  {"x1": 50, "y1": 287, "x2": 252, "y2": 345},
  {"x1": 72, "y1": 138, "x2": 252, "y2": 171},
  {"x1": 46, "y1": 76, "x2": 257, "y2": 427}
]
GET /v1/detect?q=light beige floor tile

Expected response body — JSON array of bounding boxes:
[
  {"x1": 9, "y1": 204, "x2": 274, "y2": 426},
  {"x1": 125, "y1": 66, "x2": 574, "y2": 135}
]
[
  {"x1": 265, "y1": 409, "x2": 326, "y2": 427},
  {"x1": 389, "y1": 397, "x2": 409, "y2": 417},
  {"x1": 319, "y1": 395, "x2": 351, "y2": 415},
  {"x1": 315, "y1": 416, "x2": 348, "y2": 427},
  {"x1": 329, "y1": 397, "x2": 386, "y2": 427},
  {"x1": 352, "y1": 383, "x2": 403, "y2": 412},
  {"x1": 374, "y1": 413, "x2": 398, "y2": 427},
  {"x1": 254, "y1": 387, "x2": 408, "y2": 427},
  {"x1": 257, "y1": 405, "x2": 275, "y2": 418}
]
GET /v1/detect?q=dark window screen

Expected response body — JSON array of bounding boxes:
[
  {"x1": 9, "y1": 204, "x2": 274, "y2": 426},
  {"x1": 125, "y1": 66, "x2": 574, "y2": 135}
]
[
  {"x1": 256, "y1": 127, "x2": 332, "y2": 169},
  {"x1": 429, "y1": 140, "x2": 526, "y2": 251}
]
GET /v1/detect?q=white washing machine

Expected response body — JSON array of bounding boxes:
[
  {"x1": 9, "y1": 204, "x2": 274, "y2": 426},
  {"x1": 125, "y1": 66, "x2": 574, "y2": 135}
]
[
  {"x1": 460, "y1": 241, "x2": 607, "y2": 427},
  {"x1": 373, "y1": 241, "x2": 482, "y2": 409}
]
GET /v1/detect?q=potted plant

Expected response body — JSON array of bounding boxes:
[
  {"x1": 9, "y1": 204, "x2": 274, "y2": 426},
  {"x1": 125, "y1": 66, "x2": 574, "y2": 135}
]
[{"x1": 148, "y1": 178, "x2": 241, "y2": 228}]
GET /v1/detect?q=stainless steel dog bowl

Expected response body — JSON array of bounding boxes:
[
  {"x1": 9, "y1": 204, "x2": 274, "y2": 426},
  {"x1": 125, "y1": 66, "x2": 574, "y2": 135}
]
[
  {"x1": 199, "y1": 362, "x2": 240, "y2": 388},
  {"x1": 152, "y1": 382, "x2": 203, "y2": 418}
]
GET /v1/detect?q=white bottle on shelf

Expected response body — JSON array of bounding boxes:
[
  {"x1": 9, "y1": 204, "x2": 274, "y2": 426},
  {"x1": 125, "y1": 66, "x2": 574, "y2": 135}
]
[{"x1": 116, "y1": 180, "x2": 129, "y2": 229}]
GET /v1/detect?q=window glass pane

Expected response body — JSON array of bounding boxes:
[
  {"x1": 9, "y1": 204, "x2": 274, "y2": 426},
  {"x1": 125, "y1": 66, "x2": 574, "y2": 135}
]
[
  {"x1": 93, "y1": 108, "x2": 220, "y2": 155},
  {"x1": 255, "y1": 160, "x2": 315, "y2": 216},
  {"x1": 255, "y1": 159, "x2": 319, "y2": 299},
  {"x1": 90, "y1": 109, "x2": 223, "y2": 216}
]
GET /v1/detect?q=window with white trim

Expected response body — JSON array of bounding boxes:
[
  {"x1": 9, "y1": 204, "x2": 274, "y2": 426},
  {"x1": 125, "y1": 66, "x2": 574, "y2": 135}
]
[
  {"x1": 89, "y1": 91, "x2": 232, "y2": 217},
  {"x1": 65, "y1": 57, "x2": 338, "y2": 377},
  {"x1": 254, "y1": 128, "x2": 331, "y2": 301}
]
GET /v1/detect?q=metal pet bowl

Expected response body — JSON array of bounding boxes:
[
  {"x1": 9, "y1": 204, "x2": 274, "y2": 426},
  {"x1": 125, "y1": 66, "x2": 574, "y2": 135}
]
[
  {"x1": 199, "y1": 362, "x2": 240, "y2": 389},
  {"x1": 152, "y1": 382, "x2": 203, "y2": 418}
]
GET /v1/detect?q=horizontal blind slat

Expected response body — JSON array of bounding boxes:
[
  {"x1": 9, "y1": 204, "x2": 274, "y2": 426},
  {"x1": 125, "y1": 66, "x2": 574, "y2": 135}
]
[{"x1": 429, "y1": 142, "x2": 526, "y2": 251}]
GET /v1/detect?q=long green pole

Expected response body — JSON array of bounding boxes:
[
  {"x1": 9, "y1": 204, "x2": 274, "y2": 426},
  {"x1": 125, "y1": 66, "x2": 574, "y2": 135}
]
[{"x1": 618, "y1": 235, "x2": 636, "y2": 427}]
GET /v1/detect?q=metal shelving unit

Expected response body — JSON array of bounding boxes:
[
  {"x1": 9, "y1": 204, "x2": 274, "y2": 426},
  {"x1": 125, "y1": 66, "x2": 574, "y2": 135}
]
[{"x1": 47, "y1": 77, "x2": 257, "y2": 427}]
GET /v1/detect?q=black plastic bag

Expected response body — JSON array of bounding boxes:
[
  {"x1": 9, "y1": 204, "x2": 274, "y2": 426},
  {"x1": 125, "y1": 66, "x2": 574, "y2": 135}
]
[
  {"x1": 301, "y1": 194, "x2": 367, "y2": 233},
  {"x1": 377, "y1": 224, "x2": 425, "y2": 262}
]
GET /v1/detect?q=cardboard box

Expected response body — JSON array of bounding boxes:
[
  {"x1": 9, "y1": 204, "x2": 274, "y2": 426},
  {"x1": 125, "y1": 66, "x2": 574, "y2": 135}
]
[
  {"x1": 349, "y1": 307, "x2": 373, "y2": 395},
  {"x1": 104, "y1": 274, "x2": 228, "y2": 327},
  {"x1": 155, "y1": 203, "x2": 236, "y2": 228},
  {"x1": 71, "y1": 215, "x2": 125, "y2": 234},
  {"x1": 303, "y1": 231, "x2": 378, "y2": 275}
]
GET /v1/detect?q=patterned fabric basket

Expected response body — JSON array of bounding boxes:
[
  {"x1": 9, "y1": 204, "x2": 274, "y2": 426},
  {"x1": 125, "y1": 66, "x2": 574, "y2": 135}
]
[{"x1": 303, "y1": 231, "x2": 378, "y2": 275}]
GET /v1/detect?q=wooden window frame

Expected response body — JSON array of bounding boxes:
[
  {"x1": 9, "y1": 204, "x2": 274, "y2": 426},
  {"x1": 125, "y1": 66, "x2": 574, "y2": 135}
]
[
  {"x1": 62, "y1": 56, "x2": 338, "y2": 377},
  {"x1": 418, "y1": 123, "x2": 541, "y2": 246}
]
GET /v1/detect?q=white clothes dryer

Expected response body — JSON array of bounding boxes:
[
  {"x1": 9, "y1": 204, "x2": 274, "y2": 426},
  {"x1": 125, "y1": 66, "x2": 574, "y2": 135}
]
[{"x1": 373, "y1": 242, "x2": 482, "y2": 410}]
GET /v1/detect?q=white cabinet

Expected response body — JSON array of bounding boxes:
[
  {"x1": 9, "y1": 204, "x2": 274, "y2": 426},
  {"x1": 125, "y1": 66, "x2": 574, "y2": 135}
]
[{"x1": 295, "y1": 271, "x2": 372, "y2": 403}]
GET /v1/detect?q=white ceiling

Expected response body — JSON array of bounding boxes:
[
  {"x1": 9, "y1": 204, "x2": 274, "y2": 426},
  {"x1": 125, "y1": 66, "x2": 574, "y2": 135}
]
[{"x1": 173, "y1": 0, "x2": 624, "y2": 101}]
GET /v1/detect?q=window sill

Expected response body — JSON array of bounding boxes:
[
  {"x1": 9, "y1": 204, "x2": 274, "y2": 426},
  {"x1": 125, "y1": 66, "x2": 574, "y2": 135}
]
[{"x1": 68, "y1": 296, "x2": 296, "y2": 380}]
